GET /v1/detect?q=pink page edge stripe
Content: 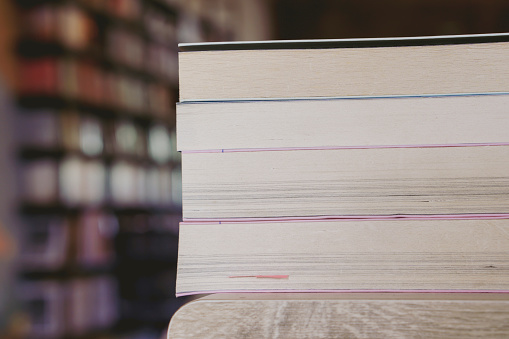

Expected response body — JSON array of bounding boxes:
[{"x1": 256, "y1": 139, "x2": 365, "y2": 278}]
[
  {"x1": 180, "y1": 142, "x2": 509, "y2": 154},
  {"x1": 176, "y1": 289, "x2": 509, "y2": 298},
  {"x1": 182, "y1": 214, "x2": 509, "y2": 224}
]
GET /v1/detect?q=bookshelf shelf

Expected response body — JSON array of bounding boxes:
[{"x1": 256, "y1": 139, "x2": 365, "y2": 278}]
[
  {"x1": 20, "y1": 203, "x2": 182, "y2": 215},
  {"x1": 20, "y1": 265, "x2": 115, "y2": 280},
  {"x1": 18, "y1": 95, "x2": 176, "y2": 127},
  {"x1": 19, "y1": 146, "x2": 180, "y2": 166}
]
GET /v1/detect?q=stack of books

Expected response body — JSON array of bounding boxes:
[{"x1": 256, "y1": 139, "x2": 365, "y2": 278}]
[{"x1": 175, "y1": 34, "x2": 509, "y2": 299}]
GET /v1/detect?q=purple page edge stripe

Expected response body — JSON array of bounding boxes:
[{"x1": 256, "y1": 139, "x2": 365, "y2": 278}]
[
  {"x1": 176, "y1": 289, "x2": 509, "y2": 298},
  {"x1": 180, "y1": 142, "x2": 509, "y2": 154},
  {"x1": 181, "y1": 214, "x2": 509, "y2": 224}
]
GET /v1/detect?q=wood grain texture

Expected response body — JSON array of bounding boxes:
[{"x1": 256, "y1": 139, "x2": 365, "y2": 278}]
[
  {"x1": 179, "y1": 42, "x2": 509, "y2": 101},
  {"x1": 177, "y1": 94, "x2": 509, "y2": 151},
  {"x1": 176, "y1": 219, "x2": 509, "y2": 295},
  {"x1": 168, "y1": 294, "x2": 509, "y2": 339},
  {"x1": 182, "y1": 146, "x2": 509, "y2": 219}
]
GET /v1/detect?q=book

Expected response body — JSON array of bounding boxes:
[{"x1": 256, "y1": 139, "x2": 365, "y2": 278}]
[
  {"x1": 176, "y1": 34, "x2": 509, "y2": 307},
  {"x1": 169, "y1": 293, "x2": 509, "y2": 339},
  {"x1": 181, "y1": 145, "x2": 509, "y2": 220},
  {"x1": 177, "y1": 94, "x2": 509, "y2": 152},
  {"x1": 178, "y1": 33, "x2": 509, "y2": 101},
  {"x1": 176, "y1": 219, "x2": 509, "y2": 296}
]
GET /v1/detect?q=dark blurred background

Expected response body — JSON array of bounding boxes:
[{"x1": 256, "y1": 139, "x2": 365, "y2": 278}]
[{"x1": 0, "y1": 0, "x2": 508, "y2": 338}]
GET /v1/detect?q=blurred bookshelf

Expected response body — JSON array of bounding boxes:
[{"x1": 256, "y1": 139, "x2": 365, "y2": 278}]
[
  {"x1": 273, "y1": 0, "x2": 509, "y2": 40},
  {"x1": 13, "y1": 0, "x2": 272, "y2": 338}
]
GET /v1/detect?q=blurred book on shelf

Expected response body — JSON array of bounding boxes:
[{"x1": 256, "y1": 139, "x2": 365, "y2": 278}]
[
  {"x1": 18, "y1": 276, "x2": 119, "y2": 338},
  {"x1": 18, "y1": 281, "x2": 66, "y2": 339},
  {"x1": 67, "y1": 276, "x2": 119, "y2": 336},
  {"x1": 76, "y1": 211, "x2": 117, "y2": 268},
  {"x1": 19, "y1": 215, "x2": 70, "y2": 271}
]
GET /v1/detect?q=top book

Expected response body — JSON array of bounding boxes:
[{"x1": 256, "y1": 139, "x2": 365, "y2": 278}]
[{"x1": 178, "y1": 33, "x2": 509, "y2": 102}]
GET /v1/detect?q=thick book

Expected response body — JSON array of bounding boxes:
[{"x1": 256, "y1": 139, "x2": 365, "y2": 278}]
[
  {"x1": 178, "y1": 33, "x2": 509, "y2": 101},
  {"x1": 177, "y1": 94, "x2": 509, "y2": 152},
  {"x1": 176, "y1": 219, "x2": 509, "y2": 296},
  {"x1": 181, "y1": 145, "x2": 509, "y2": 220},
  {"x1": 169, "y1": 293, "x2": 509, "y2": 339}
]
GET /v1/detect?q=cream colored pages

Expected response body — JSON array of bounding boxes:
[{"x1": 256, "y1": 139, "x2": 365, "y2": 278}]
[
  {"x1": 177, "y1": 94, "x2": 509, "y2": 151},
  {"x1": 179, "y1": 42, "x2": 509, "y2": 101},
  {"x1": 181, "y1": 146, "x2": 509, "y2": 219},
  {"x1": 176, "y1": 219, "x2": 509, "y2": 295}
]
